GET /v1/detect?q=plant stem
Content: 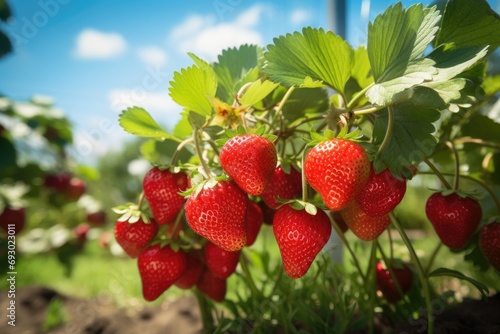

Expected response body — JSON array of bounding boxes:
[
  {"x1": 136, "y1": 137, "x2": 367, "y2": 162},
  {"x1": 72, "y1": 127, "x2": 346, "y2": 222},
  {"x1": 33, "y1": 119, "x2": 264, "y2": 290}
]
[
  {"x1": 239, "y1": 253, "x2": 261, "y2": 297},
  {"x1": 423, "y1": 157, "x2": 452, "y2": 190},
  {"x1": 301, "y1": 149, "x2": 309, "y2": 203},
  {"x1": 170, "y1": 137, "x2": 194, "y2": 166},
  {"x1": 387, "y1": 228, "x2": 394, "y2": 260},
  {"x1": 193, "y1": 128, "x2": 212, "y2": 178},
  {"x1": 137, "y1": 192, "x2": 145, "y2": 210},
  {"x1": 445, "y1": 141, "x2": 460, "y2": 191},
  {"x1": 375, "y1": 105, "x2": 394, "y2": 159},
  {"x1": 273, "y1": 86, "x2": 296, "y2": 123},
  {"x1": 331, "y1": 221, "x2": 367, "y2": 284},
  {"x1": 425, "y1": 242, "x2": 442, "y2": 275},
  {"x1": 347, "y1": 83, "x2": 374, "y2": 110},
  {"x1": 194, "y1": 290, "x2": 215, "y2": 333},
  {"x1": 454, "y1": 137, "x2": 500, "y2": 150},
  {"x1": 390, "y1": 212, "x2": 434, "y2": 334},
  {"x1": 367, "y1": 241, "x2": 377, "y2": 334}
]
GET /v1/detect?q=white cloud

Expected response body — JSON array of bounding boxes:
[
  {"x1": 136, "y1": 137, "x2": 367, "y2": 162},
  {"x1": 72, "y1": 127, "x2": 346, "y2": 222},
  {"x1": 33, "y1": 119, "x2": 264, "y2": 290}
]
[
  {"x1": 74, "y1": 29, "x2": 127, "y2": 59},
  {"x1": 137, "y1": 46, "x2": 168, "y2": 67},
  {"x1": 290, "y1": 8, "x2": 312, "y2": 25},
  {"x1": 169, "y1": 4, "x2": 268, "y2": 60}
]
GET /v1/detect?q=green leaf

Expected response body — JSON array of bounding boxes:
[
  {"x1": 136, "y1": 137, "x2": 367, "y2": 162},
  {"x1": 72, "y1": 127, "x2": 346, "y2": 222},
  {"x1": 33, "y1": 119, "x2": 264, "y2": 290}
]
[
  {"x1": 435, "y1": 0, "x2": 500, "y2": 53},
  {"x1": 281, "y1": 87, "x2": 329, "y2": 122},
  {"x1": 461, "y1": 113, "x2": 500, "y2": 143},
  {"x1": 119, "y1": 107, "x2": 179, "y2": 141},
  {"x1": 482, "y1": 75, "x2": 500, "y2": 97},
  {"x1": 372, "y1": 103, "x2": 440, "y2": 175},
  {"x1": 264, "y1": 27, "x2": 354, "y2": 93},
  {"x1": 169, "y1": 65, "x2": 217, "y2": 116},
  {"x1": 213, "y1": 45, "x2": 263, "y2": 103},
  {"x1": 368, "y1": 3, "x2": 441, "y2": 82},
  {"x1": 351, "y1": 46, "x2": 374, "y2": 89},
  {"x1": 0, "y1": 136, "x2": 16, "y2": 170},
  {"x1": 428, "y1": 267, "x2": 489, "y2": 297},
  {"x1": 239, "y1": 80, "x2": 279, "y2": 106}
]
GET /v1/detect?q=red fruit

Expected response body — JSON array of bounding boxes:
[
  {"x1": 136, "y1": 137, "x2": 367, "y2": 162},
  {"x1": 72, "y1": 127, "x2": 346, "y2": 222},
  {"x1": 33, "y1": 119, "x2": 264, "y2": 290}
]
[
  {"x1": 204, "y1": 242, "x2": 241, "y2": 279},
  {"x1": 196, "y1": 268, "x2": 227, "y2": 302},
  {"x1": 138, "y1": 245, "x2": 187, "y2": 301},
  {"x1": 425, "y1": 193, "x2": 482, "y2": 249},
  {"x1": 43, "y1": 172, "x2": 71, "y2": 192},
  {"x1": 479, "y1": 221, "x2": 500, "y2": 271},
  {"x1": 246, "y1": 201, "x2": 263, "y2": 246},
  {"x1": 143, "y1": 168, "x2": 188, "y2": 225},
  {"x1": 74, "y1": 223, "x2": 90, "y2": 248},
  {"x1": 66, "y1": 177, "x2": 86, "y2": 201},
  {"x1": 114, "y1": 218, "x2": 159, "y2": 258},
  {"x1": 304, "y1": 138, "x2": 370, "y2": 211},
  {"x1": 376, "y1": 261, "x2": 413, "y2": 303},
  {"x1": 261, "y1": 166, "x2": 302, "y2": 209},
  {"x1": 0, "y1": 207, "x2": 26, "y2": 235},
  {"x1": 329, "y1": 211, "x2": 349, "y2": 233},
  {"x1": 220, "y1": 134, "x2": 277, "y2": 196},
  {"x1": 273, "y1": 205, "x2": 332, "y2": 278},
  {"x1": 175, "y1": 251, "x2": 204, "y2": 289},
  {"x1": 185, "y1": 180, "x2": 247, "y2": 251},
  {"x1": 259, "y1": 201, "x2": 276, "y2": 225},
  {"x1": 356, "y1": 167, "x2": 406, "y2": 217},
  {"x1": 340, "y1": 201, "x2": 390, "y2": 241},
  {"x1": 86, "y1": 210, "x2": 106, "y2": 225}
]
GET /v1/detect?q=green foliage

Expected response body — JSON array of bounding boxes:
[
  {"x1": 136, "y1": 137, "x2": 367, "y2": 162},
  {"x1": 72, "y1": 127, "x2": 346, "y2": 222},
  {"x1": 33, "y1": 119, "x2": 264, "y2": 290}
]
[
  {"x1": 42, "y1": 297, "x2": 68, "y2": 331},
  {"x1": 119, "y1": 107, "x2": 179, "y2": 141}
]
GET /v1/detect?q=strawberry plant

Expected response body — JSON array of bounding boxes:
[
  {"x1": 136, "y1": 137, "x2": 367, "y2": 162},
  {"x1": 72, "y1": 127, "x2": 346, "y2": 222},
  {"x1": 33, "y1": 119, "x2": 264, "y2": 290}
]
[{"x1": 114, "y1": 0, "x2": 500, "y2": 332}]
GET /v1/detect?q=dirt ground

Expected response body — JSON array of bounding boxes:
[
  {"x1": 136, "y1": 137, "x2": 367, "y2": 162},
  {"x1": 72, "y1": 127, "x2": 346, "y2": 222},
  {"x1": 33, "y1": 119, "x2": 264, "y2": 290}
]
[{"x1": 1, "y1": 286, "x2": 500, "y2": 333}]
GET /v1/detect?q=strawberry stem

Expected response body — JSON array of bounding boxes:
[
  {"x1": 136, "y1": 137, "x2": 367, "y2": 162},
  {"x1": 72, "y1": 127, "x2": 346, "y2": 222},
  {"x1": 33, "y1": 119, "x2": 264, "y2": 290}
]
[
  {"x1": 193, "y1": 128, "x2": 212, "y2": 178},
  {"x1": 170, "y1": 137, "x2": 194, "y2": 166},
  {"x1": 347, "y1": 82, "x2": 374, "y2": 110},
  {"x1": 375, "y1": 105, "x2": 394, "y2": 160},
  {"x1": 423, "y1": 157, "x2": 452, "y2": 190},
  {"x1": 454, "y1": 137, "x2": 500, "y2": 149},
  {"x1": 389, "y1": 212, "x2": 434, "y2": 334},
  {"x1": 367, "y1": 241, "x2": 378, "y2": 334},
  {"x1": 424, "y1": 242, "x2": 442, "y2": 275},
  {"x1": 137, "y1": 192, "x2": 145, "y2": 211},
  {"x1": 239, "y1": 253, "x2": 261, "y2": 297},
  {"x1": 301, "y1": 149, "x2": 309, "y2": 203},
  {"x1": 331, "y1": 221, "x2": 367, "y2": 284},
  {"x1": 194, "y1": 290, "x2": 215, "y2": 332},
  {"x1": 272, "y1": 85, "x2": 296, "y2": 123},
  {"x1": 445, "y1": 141, "x2": 460, "y2": 191}
]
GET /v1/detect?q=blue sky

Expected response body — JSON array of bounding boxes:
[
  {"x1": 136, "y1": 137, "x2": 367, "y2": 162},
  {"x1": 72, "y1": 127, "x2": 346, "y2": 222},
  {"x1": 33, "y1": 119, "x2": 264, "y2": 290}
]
[{"x1": 1, "y1": 0, "x2": 496, "y2": 162}]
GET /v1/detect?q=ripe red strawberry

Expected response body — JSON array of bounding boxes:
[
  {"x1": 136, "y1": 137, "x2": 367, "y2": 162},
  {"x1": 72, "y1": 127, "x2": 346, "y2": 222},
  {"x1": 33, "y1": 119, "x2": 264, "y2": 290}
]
[
  {"x1": 273, "y1": 205, "x2": 332, "y2": 278},
  {"x1": 143, "y1": 167, "x2": 188, "y2": 225},
  {"x1": 425, "y1": 192, "x2": 482, "y2": 249},
  {"x1": 138, "y1": 245, "x2": 187, "y2": 301},
  {"x1": 196, "y1": 268, "x2": 227, "y2": 302},
  {"x1": 340, "y1": 201, "x2": 390, "y2": 241},
  {"x1": 43, "y1": 172, "x2": 71, "y2": 192},
  {"x1": 479, "y1": 221, "x2": 500, "y2": 271},
  {"x1": 261, "y1": 166, "x2": 302, "y2": 209},
  {"x1": 66, "y1": 177, "x2": 86, "y2": 201},
  {"x1": 259, "y1": 201, "x2": 276, "y2": 225},
  {"x1": 204, "y1": 241, "x2": 241, "y2": 279},
  {"x1": 376, "y1": 261, "x2": 413, "y2": 303},
  {"x1": 356, "y1": 166, "x2": 406, "y2": 217},
  {"x1": 329, "y1": 211, "x2": 349, "y2": 233},
  {"x1": 246, "y1": 201, "x2": 263, "y2": 246},
  {"x1": 114, "y1": 218, "x2": 159, "y2": 258},
  {"x1": 0, "y1": 207, "x2": 26, "y2": 235},
  {"x1": 304, "y1": 138, "x2": 370, "y2": 211},
  {"x1": 175, "y1": 251, "x2": 204, "y2": 289},
  {"x1": 185, "y1": 180, "x2": 247, "y2": 251},
  {"x1": 86, "y1": 210, "x2": 106, "y2": 225},
  {"x1": 219, "y1": 134, "x2": 277, "y2": 196}
]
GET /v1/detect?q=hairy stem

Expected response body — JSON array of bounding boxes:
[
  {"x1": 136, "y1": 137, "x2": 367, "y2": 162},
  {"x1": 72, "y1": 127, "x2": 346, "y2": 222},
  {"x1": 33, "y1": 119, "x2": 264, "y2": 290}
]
[
  {"x1": 390, "y1": 212, "x2": 434, "y2": 334},
  {"x1": 375, "y1": 105, "x2": 394, "y2": 159},
  {"x1": 193, "y1": 128, "x2": 212, "y2": 178}
]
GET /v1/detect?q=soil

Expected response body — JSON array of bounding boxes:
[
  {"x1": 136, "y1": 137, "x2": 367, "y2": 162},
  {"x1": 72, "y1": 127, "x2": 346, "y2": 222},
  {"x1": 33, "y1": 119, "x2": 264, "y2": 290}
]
[{"x1": 1, "y1": 286, "x2": 500, "y2": 333}]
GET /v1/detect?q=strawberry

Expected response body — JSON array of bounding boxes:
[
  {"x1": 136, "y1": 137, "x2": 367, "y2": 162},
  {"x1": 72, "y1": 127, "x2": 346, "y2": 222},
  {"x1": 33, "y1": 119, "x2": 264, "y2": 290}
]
[
  {"x1": 138, "y1": 245, "x2": 187, "y2": 301},
  {"x1": 196, "y1": 268, "x2": 227, "y2": 302},
  {"x1": 204, "y1": 241, "x2": 241, "y2": 279},
  {"x1": 304, "y1": 138, "x2": 370, "y2": 211},
  {"x1": 273, "y1": 205, "x2": 332, "y2": 278},
  {"x1": 43, "y1": 172, "x2": 71, "y2": 192},
  {"x1": 355, "y1": 166, "x2": 406, "y2": 217},
  {"x1": 143, "y1": 167, "x2": 188, "y2": 225},
  {"x1": 0, "y1": 207, "x2": 26, "y2": 235},
  {"x1": 86, "y1": 210, "x2": 106, "y2": 225},
  {"x1": 246, "y1": 201, "x2": 263, "y2": 246},
  {"x1": 259, "y1": 201, "x2": 276, "y2": 225},
  {"x1": 376, "y1": 261, "x2": 413, "y2": 303},
  {"x1": 114, "y1": 218, "x2": 159, "y2": 258},
  {"x1": 74, "y1": 223, "x2": 90, "y2": 248},
  {"x1": 479, "y1": 221, "x2": 500, "y2": 271},
  {"x1": 425, "y1": 192, "x2": 482, "y2": 249},
  {"x1": 66, "y1": 177, "x2": 86, "y2": 201},
  {"x1": 340, "y1": 201, "x2": 390, "y2": 241},
  {"x1": 261, "y1": 165, "x2": 302, "y2": 209},
  {"x1": 329, "y1": 211, "x2": 349, "y2": 234},
  {"x1": 175, "y1": 251, "x2": 204, "y2": 289},
  {"x1": 185, "y1": 180, "x2": 247, "y2": 251},
  {"x1": 219, "y1": 134, "x2": 277, "y2": 196}
]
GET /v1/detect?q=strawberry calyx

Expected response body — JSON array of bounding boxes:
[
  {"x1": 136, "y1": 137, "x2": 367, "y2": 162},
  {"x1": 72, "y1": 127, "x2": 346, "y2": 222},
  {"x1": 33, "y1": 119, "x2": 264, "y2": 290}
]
[
  {"x1": 113, "y1": 202, "x2": 151, "y2": 224},
  {"x1": 215, "y1": 124, "x2": 277, "y2": 146},
  {"x1": 277, "y1": 198, "x2": 327, "y2": 216},
  {"x1": 304, "y1": 127, "x2": 363, "y2": 147},
  {"x1": 431, "y1": 188, "x2": 481, "y2": 201}
]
